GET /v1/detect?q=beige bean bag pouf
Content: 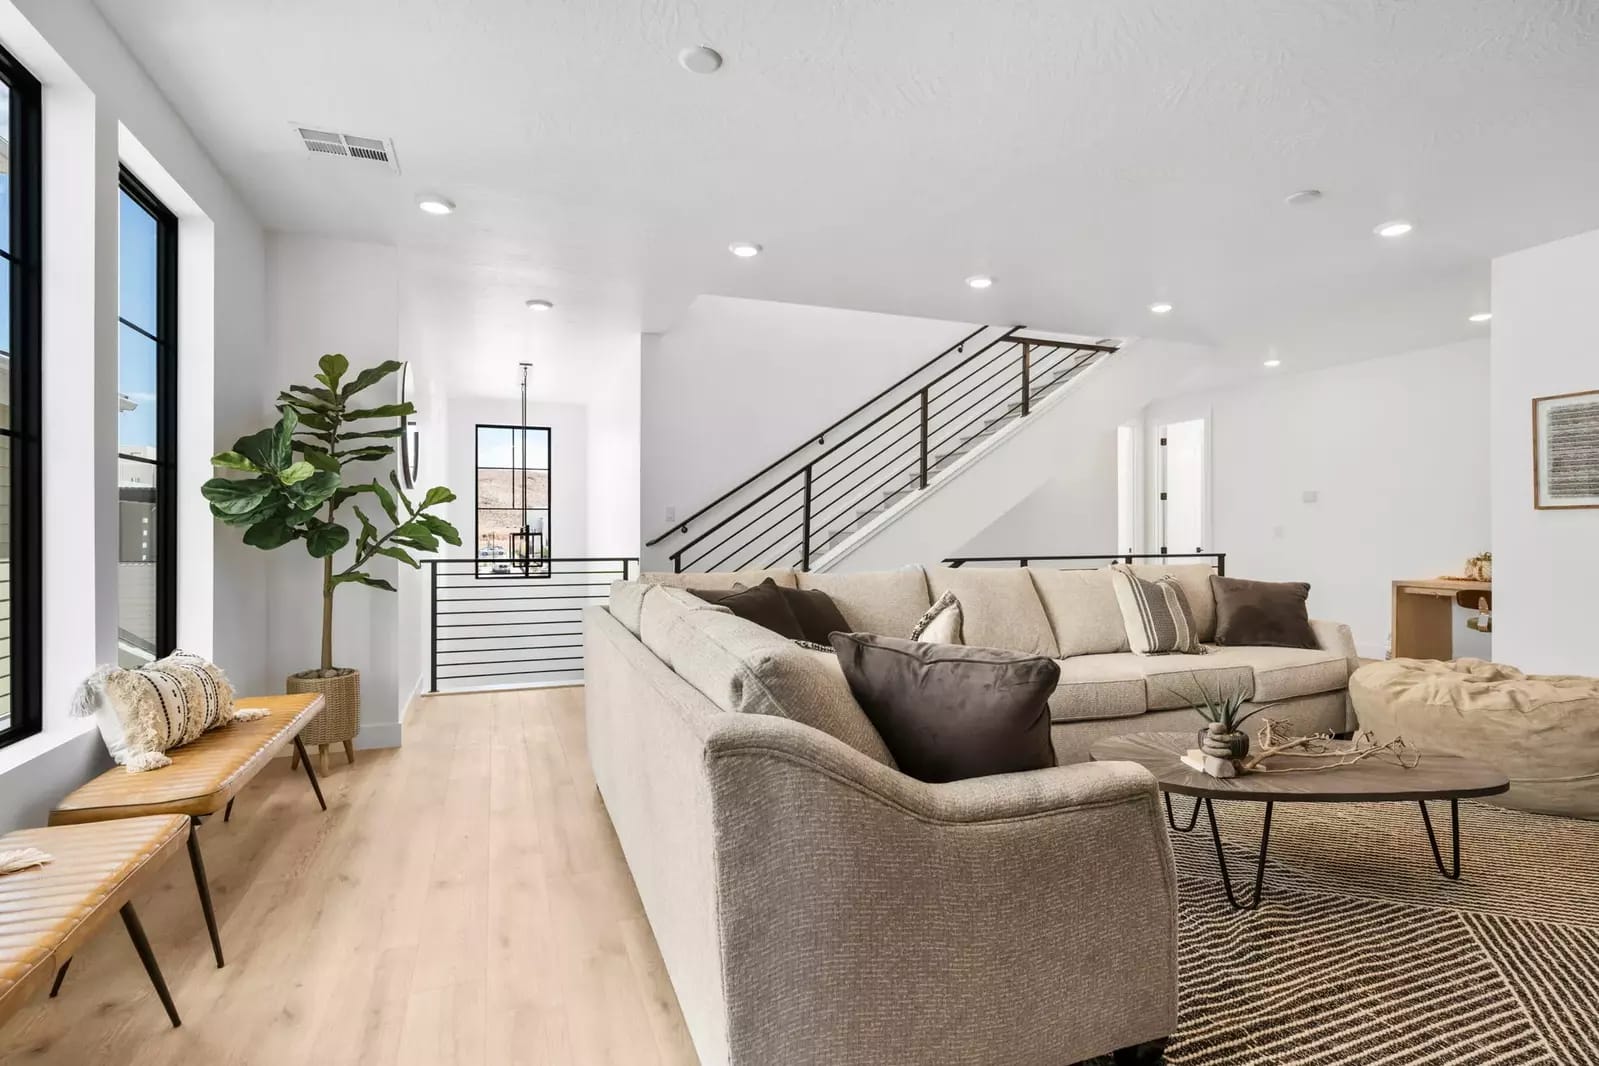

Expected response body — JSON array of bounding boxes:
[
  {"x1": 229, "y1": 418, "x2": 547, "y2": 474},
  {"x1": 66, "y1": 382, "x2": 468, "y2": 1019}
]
[{"x1": 1350, "y1": 658, "x2": 1599, "y2": 820}]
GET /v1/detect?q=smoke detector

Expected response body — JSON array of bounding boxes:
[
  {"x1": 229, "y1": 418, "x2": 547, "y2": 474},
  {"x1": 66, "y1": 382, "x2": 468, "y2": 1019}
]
[{"x1": 293, "y1": 125, "x2": 401, "y2": 174}]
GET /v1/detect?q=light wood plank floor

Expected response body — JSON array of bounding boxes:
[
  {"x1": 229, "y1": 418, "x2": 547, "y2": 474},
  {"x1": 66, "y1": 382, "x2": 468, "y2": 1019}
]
[{"x1": 0, "y1": 687, "x2": 700, "y2": 1066}]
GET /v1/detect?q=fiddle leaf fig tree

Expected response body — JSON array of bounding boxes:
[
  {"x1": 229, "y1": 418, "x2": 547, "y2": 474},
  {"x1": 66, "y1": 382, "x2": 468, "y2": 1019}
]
[{"x1": 202, "y1": 355, "x2": 461, "y2": 675}]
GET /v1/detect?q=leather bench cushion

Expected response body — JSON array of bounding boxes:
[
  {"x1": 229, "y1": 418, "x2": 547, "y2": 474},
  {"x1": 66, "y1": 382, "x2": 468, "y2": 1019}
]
[
  {"x1": 0, "y1": 815, "x2": 188, "y2": 1026},
  {"x1": 1127, "y1": 564, "x2": 1219, "y2": 643},
  {"x1": 1049, "y1": 654, "x2": 1148, "y2": 723},
  {"x1": 50, "y1": 694, "x2": 324, "y2": 824},
  {"x1": 1030, "y1": 568, "x2": 1130, "y2": 657},
  {"x1": 664, "y1": 608, "x2": 895, "y2": 767},
  {"x1": 795, "y1": 568, "x2": 932, "y2": 638},
  {"x1": 925, "y1": 566, "x2": 1060, "y2": 658},
  {"x1": 642, "y1": 569, "x2": 798, "y2": 590}
]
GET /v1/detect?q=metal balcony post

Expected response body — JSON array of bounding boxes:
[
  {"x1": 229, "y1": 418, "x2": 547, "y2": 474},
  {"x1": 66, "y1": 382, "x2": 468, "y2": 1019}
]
[
  {"x1": 428, "y1": 562, "x2": 437, "y2": 693},
  {"x1": 919, "y1": 388, "x2": 930, "y2": 489},
  {"x1": 801, "y1": 465, "x2": 813, "y2": 571},
  {"x1": 1021, "y1": 342, "x2": 1032, "y2": 416}
]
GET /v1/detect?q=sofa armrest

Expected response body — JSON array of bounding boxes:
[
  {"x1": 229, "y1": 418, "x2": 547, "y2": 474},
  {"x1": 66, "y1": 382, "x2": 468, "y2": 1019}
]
[
  {"x1": 702, "y1": 714, "x2": 1178, "y2": 1066},
  {"x1": 1312, "y1": 617, "x2": 1360, "y2": 674}
]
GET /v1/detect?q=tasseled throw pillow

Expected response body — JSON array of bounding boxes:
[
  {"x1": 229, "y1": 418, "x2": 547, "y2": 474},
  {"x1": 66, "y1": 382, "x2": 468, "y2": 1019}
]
[
  {"x1": 71, "y1": 650, "x2": 263, "y2": 772},
  {"x1": 909, "y1": 589, "x2": 964, "y2": 644}
]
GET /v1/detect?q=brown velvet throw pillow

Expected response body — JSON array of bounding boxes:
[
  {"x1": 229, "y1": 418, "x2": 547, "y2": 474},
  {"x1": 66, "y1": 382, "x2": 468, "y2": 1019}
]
[
  {"x1": 779, "y1": 586, "x2": 851, "y2": 645},
  {"x1": 690, "y1": 579, "x2": 807, "y2": 641},
  {"x1": 1211, "y1": 575, "x2": 1318, "y2": 648},
  {"x1": 828, "y1": 632, "x2": 1058, "y2": 783}
]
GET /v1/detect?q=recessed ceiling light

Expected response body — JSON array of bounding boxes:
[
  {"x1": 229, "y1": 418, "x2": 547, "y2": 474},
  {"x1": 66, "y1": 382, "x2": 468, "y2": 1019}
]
[
  {"x1": 678, "y1": 45, "x2": 723, "y2": 74},
  {"x1": 1374, "y1": 220, "x2": 1413, "y2": 238},
  {"x1": 416, "y1": 194, "x2": 455, "y2": 215},
  {"x1": 525, "y1": 299, "x2": 554, "y2": 312},
  {"x1": 1468, "y1": 312, "x2": 1492, "y2": 323},
  {"x1": 728, "y1": 241, "x2": 762, "y2": 258},
  {"x1": 1263, "y1": 359, "x2": 1282, "y2": 368},
  {"x1": 1284, "y1": 189, "x2": 1323, "y2": 206},
  {"x1": 1149, "y1": 302, "x2": 1174, "y2": 314},
  {"x1": 965, "y1": 275, "x2": 994, "y2": 290}
]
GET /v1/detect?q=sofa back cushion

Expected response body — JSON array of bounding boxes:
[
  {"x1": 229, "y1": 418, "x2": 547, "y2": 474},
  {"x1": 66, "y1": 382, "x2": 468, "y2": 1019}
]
[
  {"x1": 794, "y1": 567, "x2": 931, "y2": 637},
  {"x1": 1028, "y1": 568, "x2": 1130, "y2": 656},
  {"x1": 1128, "y1": 564, "x2": 1218, "y2": 642},
  {"x1": 665, "y1": 610, "x2": 895, "y2": 767},
  {"x1": 925, "y1": 567, "x2": 1060, "y2": 657},
  {"x1": 609, "y1": 580, "x2": 650, "y2": 636},
  {"x1": 643, "y1": 569, "x2": 798, "y2": 590},
  {"x1": 639, "y1": 585, "x2": 732, "y2": 667}
]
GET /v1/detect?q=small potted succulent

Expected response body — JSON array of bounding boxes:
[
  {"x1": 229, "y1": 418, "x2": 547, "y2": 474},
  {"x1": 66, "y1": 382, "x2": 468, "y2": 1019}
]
[{"x1": 1183, "y1": 675, "x2": 1261, "y2": 760}]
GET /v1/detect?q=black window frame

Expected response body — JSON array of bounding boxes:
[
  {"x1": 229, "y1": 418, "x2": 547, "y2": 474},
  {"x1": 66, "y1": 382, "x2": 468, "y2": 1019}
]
[
  {"x1": 0, "y1": 42, "x2": 42, "y2": 749},
  {"x1": 117, "y1": 165, "x2": 178, "y2": 661},
  {"x1": 473, "y1": 422, "x2": 551, "y2": 579}
]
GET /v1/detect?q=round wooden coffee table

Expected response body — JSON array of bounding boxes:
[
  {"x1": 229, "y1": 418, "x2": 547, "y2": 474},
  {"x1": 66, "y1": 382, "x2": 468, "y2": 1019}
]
[{"x1": 1090, "y1": 732, "x2": 1510, "y2": 910}]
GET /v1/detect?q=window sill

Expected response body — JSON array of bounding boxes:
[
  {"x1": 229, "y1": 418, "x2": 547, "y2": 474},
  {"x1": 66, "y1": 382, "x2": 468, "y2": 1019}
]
[{"x1": 0, "y1": 717, "x2": 99, "y2": 776}]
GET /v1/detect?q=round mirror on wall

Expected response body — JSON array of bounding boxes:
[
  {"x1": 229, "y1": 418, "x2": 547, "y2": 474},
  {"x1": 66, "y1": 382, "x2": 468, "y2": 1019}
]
[{"x1": 398, "y1": 361, "x2": 420, "y2": 489}]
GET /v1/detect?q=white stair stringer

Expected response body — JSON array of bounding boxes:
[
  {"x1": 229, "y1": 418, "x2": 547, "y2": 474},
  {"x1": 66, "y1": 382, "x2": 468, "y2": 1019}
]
[{"x1": 811, "y1": 338, "x2": 1209, "y2": 572}]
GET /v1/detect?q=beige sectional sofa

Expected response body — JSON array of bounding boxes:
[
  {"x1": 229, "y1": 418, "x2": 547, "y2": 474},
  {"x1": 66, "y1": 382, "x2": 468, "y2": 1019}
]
[{"x1": 586, "y1": 563, "x2": 1359, "y2": 1066}]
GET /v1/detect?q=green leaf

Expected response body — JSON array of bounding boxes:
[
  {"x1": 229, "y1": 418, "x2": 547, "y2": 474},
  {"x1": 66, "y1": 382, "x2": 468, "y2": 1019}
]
[
  {"x1": 243, "y1": 518, "x2": 298, "y2": 550},
  {"x1": 301, "y1": 448, "x2": 341, "y2": 474},
  {"x1": 278, "y1": 390, "x2": 336, "y2": 412},
  {"x1": 389, "y1": 472, "x2": 415, "y2": 514},
  {"x1": 331, "y1": 571, "x2": 398, "y2": 593},
  {"x1": 335, "y1": 446, "x2": 393, "y2": 463},
  {"x1": 202, "y1": 476, "x2": 274, "y2": 515},
  {"x1": 370, "y1": 480, "x2": 399, "y2": 524},
  {"x1": 231, "y1": 426, "x2": 282, "y2": 473},
  {"x1": 210, "y1": 451, "x2": 258, "y2": 472},
  {"x1": 304, "y1": 520, "x2": 350, "y2": 559},
  {"x1": 339, "y1": 360, "x2": 404, "y2": 400},
  {"x1": 352, "y1": 505, "x2": 378, "y2": 550},
  {"x1": 419, "y1": 513, "x2": 463, "y2": 547},
  {"x1": 290, "y1": 409, "x2": 335, "y2": 432},
  {"x1": 343, "y1": 402, "x2": 414, "y2": 420},
  {"x1": 288, "y1": 384, "x2": 339, "y2": 404},
  {"x1": 318, "y1": 353, "x2": 350, "y2": 390},
  {"x1": 420, "y1": 485, "x2": 456, "y2": 509},
  {"x1": 279, "y1": 461, "x2": 316, "y2": 485},
  {"x1": 393, "y1": 522, "x2": 439, "y2": 552},
  {"x1": 269, "y1": 406, "x2": 299, "y2": 469},
  {"x1": 284, "y1": 470, "x2": 340, "y2": 511},
  {"x1": 339, "y1": 428, "x2": 405, "y2": 441},
  {"x1": 376, "y1": 545, "x2": 419, "y2": 568}
]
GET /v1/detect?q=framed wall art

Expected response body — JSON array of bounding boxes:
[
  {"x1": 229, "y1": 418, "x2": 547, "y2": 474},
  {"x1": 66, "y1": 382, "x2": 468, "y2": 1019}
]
[{"x1": 1533, "y1": 388, "x2": 1599, "y2": 509}]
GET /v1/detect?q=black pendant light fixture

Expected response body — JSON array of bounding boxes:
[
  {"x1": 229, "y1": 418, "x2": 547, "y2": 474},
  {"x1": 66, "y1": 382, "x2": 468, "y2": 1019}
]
[{"x1": 508, "y1": 362, "x2": 547, "y2": 576}]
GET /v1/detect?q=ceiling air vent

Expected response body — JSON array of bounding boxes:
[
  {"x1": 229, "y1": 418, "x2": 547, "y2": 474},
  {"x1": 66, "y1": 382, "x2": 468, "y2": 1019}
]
[{"x1": 293, "y1": 126, "x2": 401, "y2": 174}]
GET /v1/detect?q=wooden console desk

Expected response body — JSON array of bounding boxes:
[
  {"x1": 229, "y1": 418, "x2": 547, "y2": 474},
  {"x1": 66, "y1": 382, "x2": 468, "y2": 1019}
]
[{"x1": 1391, "y1": 578, "x2": 1492, "y2": 660}]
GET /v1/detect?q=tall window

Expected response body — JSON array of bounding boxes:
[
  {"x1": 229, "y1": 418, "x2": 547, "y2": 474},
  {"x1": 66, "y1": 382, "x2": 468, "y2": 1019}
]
[
  {"x1": 0, "y1": 43, "x2": 41, "y2": 747},
  {"x1": 117, "y1": 168, "x2": 177, "y2": 666},
  {"x1": 475, "y1": 424, "x2": 550, "y2": 576}
]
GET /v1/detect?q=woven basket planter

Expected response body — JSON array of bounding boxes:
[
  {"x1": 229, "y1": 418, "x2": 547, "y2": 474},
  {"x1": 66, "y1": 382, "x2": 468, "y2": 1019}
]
[{"x1": 286, "y1": 667, "x2": 360, "y2": 749}]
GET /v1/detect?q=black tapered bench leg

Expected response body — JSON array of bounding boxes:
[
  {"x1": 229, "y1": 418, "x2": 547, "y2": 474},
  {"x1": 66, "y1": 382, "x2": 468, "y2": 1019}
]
[
  {"x1": 187, "y1": 817, "x2": 224, "y2": 967},
  {"x1": 293, "y1": 735, "x2": 327, "y2": 811},
  {"x1": 224, "y1": 797, "x2": 234, "y2": 822},
  {"x1": 48, "y1": 956, "x2": 71, "y2": 997},
  {"x1": 1113, "y1": 1036, "x2": 1169, "y2": 1063},
  {"x1": 120, "y1": 903, "x2": 181, "y2": 1028}
]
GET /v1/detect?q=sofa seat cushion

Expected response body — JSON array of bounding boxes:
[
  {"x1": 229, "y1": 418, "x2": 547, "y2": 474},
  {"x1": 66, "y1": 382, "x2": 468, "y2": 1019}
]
[
  {"x1": 664, "y1": 609, "x2": 895, "y2": 767},
  {"x1": 1242, "y1": 645, "x2": 1351, "y2": 702},
  {"x1": 925, "y1": 567, "x2": 1060, "y2": 657},
  {"x1": 1048, "y1": 654, "x2": 1148, "y2": 723},
  {"x1": 1136, "y1": 649, "x2": 1256, "y2": 710},
  {"x1": 795, "y1": 568, "x2": 931, "y2": 637},
  {"x1": 643, "y1": 568, "x2": 798, "y2": 589},
  {"x1": 1127, "y1": 564, "x2": 1219, "y2": 642},
  {"x1": 1030, "y1": 568, "x2": 1129, "y2": 656}
]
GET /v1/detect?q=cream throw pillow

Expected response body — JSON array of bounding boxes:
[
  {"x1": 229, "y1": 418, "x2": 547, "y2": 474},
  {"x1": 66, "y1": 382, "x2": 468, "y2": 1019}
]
[
  {"x1": 72, "y1": 650, "x2": 261, "y2": 772},
  {"x1": 909, "y1": 590, "x2": 964, "y2": 644}
]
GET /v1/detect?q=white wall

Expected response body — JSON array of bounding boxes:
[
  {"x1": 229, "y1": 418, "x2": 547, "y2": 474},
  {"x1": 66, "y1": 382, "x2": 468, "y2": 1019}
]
[
  {"x1": 1490, "y1": 227, "x2": 1599, "y2": 674},
  {"x1": 641, "y1": 296, "x2": 978, "y2": 540},
  {"x1": 1142, "y1": 339, "x2": 1489, "y2": 657},
  {"x1": 0, "y1": 0, "x2": 267, "y2": 831}
]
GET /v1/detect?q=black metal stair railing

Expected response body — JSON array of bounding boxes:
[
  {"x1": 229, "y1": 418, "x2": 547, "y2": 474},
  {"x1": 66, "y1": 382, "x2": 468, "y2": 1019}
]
[{"x1": 656, "y1": 330, "x2": 1119, "y2": 574}]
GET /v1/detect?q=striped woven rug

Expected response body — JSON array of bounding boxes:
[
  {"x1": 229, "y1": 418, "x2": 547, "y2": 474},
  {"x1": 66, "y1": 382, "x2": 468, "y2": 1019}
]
[{"x1": 1095, "y1": 799, "x2": 1599, "y2": 1065}]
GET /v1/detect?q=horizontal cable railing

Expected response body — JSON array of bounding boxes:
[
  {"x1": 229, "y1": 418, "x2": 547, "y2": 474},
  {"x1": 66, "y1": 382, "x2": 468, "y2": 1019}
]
[
  {"x1": 666, "y1": 333, "x2": 1120, "y2": 573},
  {"x1": 941, "y1": 552, "x2": 1226, "y2": 573},
  {"x1": 427, "y1": 557, "x2": 638, "y2": 692}
]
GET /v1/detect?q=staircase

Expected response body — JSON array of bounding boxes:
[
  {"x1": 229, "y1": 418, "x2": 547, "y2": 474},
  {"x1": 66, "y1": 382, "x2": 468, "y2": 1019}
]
[{"x1": 645, "y1": 326, "x2": 1120, "y2": 574}]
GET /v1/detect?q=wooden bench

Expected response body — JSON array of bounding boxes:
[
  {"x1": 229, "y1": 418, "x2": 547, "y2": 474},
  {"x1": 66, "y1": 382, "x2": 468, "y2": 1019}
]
[
  {"x1": 0, "y1": 816, "x2": 190, "y2": 1028},
  {"x1": 49, "y1": 693, "x2": 328, "y2": 968}
]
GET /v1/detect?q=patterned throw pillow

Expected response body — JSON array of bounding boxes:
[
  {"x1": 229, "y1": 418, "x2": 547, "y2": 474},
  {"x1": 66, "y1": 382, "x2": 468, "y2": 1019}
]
[
  {"x1": 1108, "y1": 566, "x2": 1206, "y2": 655},
  {"x1": 909, "y1": 589, "x2": 964, "y2": 644},
  {"x1": 71, "y1": 651, "x2": 261, "y2": 772}
]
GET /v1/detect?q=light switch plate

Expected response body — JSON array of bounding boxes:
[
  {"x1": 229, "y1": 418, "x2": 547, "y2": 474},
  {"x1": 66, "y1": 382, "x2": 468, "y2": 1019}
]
[{"x1": 1302, "y1": 490, "x2": 1319, "y2": 503}]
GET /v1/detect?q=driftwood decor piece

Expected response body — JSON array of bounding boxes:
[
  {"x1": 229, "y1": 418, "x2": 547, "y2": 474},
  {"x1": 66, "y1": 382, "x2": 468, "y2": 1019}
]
[{"x1": 1239, "y1": 719, "x2": 1421, "y2": 774}]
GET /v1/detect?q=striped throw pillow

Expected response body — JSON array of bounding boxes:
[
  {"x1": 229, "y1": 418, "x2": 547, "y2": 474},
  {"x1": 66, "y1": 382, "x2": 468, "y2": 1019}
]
[
  {"x1": 72, "y1": 650, "x2": 255, "y2": 772},
  {"x1": 1109, "y1": 566, "x2": 1206, "y2": 655}
]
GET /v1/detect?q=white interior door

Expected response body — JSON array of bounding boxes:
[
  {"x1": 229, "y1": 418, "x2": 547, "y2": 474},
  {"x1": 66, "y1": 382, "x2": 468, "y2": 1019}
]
[{"x1": 1159, "y1": 418, "x2": 1208, "y2": 555}]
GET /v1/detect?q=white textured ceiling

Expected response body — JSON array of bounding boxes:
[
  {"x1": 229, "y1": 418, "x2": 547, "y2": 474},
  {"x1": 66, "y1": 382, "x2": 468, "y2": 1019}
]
[{"x1": 98, "y1": 0, "x2": 1599, "y2": 369}]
